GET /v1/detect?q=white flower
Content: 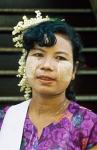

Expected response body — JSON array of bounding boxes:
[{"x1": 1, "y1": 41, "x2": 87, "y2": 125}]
[{"x1": 12, "y1": 10, "x2": 50, "y2": 100}]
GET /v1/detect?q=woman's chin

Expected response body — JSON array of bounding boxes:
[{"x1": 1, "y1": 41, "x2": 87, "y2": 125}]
[{"x1": 33, "y1": 87, "x2": 57, "y2": 96}]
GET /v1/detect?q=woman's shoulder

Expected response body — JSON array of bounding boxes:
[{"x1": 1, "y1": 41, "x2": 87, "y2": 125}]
[
  {"x1": 69, "y1": 101, "x2": 97, "y2": 117},
  {"x1": 67, "y1": 101, "x2": 97, "y2": 149},
  {"x1": 0, "y1": 100, "x2": 30, "y2": 130},
  {"x1": 68, "y1": 101, "x2": 97, "y2": 127},
  {"x1": 0, "y1": 106, "x2": 10, "y2": 130}
]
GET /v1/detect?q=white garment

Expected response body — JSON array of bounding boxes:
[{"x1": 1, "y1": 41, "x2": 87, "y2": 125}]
[{"x1": 0, "y1": 99, "x2": 31, "y2": 150}]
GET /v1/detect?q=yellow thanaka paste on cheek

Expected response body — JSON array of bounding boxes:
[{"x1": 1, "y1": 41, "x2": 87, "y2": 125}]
[
  {"x1": 57, "y1": 61, "x2": 73, "y2": 82},
  {"x1": 25, "y1": 56, "x2": 39, "y2": 85}
]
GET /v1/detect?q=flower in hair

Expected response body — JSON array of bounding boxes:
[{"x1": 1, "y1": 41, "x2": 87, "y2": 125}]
[
  {"x1": 12, "y1": 10, "x2": 50, "y2": 100},
  {"x1": 12, "y1": 10, "x2": 50, "y2": 48}
]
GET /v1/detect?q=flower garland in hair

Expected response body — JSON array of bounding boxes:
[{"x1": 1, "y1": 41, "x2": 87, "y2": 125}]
[{"x1": 12, "y1": 10, "x2": 50, "y2": 100}]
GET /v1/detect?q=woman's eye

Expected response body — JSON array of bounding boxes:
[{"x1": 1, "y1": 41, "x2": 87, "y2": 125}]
[
  {"x1": 56, "y1": 56, "x2": 67, "y2": 61},
  {"x1": 33, "y1": 53, "x2": 43, "y2": 57}
]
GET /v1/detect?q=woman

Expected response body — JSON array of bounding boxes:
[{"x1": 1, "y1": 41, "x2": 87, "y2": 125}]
[{"x1": 0, "y1": 10, "x2": 97, "y2": 150}]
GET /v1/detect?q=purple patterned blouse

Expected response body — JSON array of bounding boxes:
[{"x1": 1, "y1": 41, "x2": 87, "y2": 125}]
[{"x1": 0, "y1": 101, "x2": 97, "y2": 150}]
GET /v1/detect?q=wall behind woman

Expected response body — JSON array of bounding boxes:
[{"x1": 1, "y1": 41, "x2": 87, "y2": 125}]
[
  {"x1": 0, "y1": 0, "x2": 97, "y2": 113},
  {"x1": 90, "y1": 0, "x2": 97, "y2": 21}
]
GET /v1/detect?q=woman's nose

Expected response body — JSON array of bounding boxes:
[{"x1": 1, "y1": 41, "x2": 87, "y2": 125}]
[{"x1": 40, "y1": 58, "x2": 54, "y2": 71}]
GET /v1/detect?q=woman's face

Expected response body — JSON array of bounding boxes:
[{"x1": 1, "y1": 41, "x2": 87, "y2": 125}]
[{"x1": 26, "y1": 34, "x2": 75, "y2": 96}]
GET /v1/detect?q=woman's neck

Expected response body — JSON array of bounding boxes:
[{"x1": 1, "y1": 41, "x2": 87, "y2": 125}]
[{"x1": 28, "y1": 92, "x2": 70, "y2": 116}]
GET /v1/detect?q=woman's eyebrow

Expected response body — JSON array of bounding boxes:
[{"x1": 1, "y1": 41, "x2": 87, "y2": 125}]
[
  {"x1": 55, "y1": 51, "x2": 69, "y2": 56},
  {"x1": 33, "y1": 48, "x2": 70, "y2": 56},
  {"x1": 33, "y1": 47, "x2": 45, "y2": 52}
]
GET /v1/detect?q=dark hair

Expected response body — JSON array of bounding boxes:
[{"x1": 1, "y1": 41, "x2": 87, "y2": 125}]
[{"x1": 23, "y1": 19, "x2": 83, "y2": 101}]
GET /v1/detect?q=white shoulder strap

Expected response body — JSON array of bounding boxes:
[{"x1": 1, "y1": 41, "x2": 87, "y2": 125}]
[{"x1": 0, "y1": 99, "x2": 31, "y2": 150}]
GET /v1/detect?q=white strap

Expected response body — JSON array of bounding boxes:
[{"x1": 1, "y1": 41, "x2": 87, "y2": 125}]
[{"x1": 0, "y1": 99, "x2": 31, "y2": 150}]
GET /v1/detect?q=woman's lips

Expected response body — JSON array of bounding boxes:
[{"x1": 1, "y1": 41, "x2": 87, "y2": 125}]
[{"x1": 37, "y1": 75, "x2": 56, "y2": 84}]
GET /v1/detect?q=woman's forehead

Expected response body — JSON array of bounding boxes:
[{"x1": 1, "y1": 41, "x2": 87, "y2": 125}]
[{"x1": 33, "y1": 34, "x2": 73, "y2": 55}]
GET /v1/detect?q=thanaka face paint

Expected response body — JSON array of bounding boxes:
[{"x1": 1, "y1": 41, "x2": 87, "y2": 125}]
[
  {"x1": 25, "y1": 34, "x2": 74, "y2": 95},
  {"x1": 57, "y1": 61, "x2": 73, "y2": 82},
  {"x1": 25, "y1": 56, "x2": 39, "y2": 87}
]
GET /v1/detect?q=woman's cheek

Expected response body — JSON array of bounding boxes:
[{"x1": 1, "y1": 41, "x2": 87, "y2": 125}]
[
  {"x1": 57, "y1": 62, "x2": 73, "y2": 82},
  {"x1": 25, "y1": 57, "x2": 39, "y2": 81}
]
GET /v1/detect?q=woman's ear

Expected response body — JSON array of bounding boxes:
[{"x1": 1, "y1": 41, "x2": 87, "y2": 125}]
[{"x1": 72, "y1": 61, "x2": 79, "y2": 80}]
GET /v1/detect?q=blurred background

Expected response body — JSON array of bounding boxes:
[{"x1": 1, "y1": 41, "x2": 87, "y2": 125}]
[{"x1": 0, "y1": 0, "x2": 97, "y2": 112}]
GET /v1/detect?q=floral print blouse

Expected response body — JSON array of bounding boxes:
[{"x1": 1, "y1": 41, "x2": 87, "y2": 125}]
[{"x1": 0, "y1": 101, "x2": 97, "y2": 150}]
